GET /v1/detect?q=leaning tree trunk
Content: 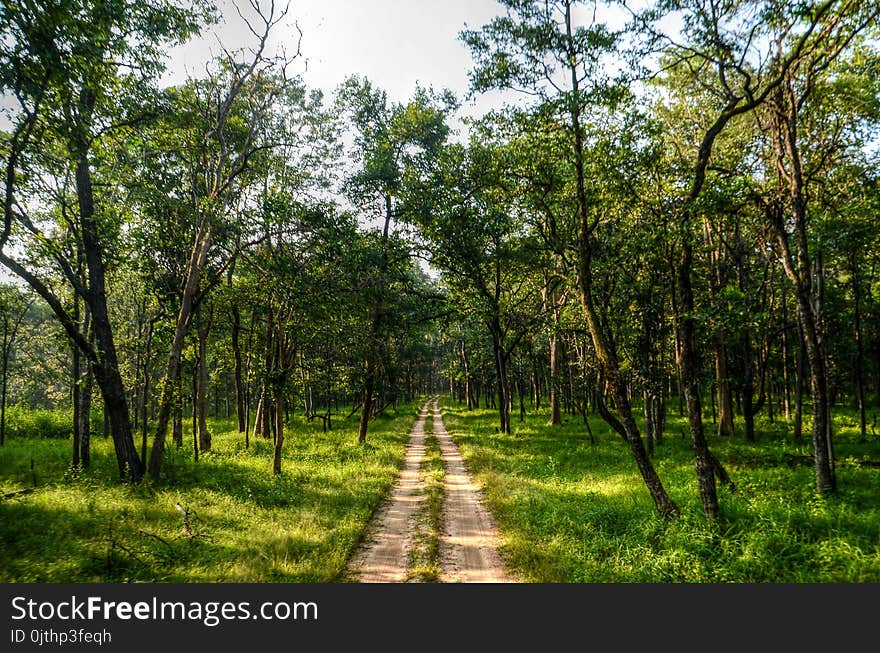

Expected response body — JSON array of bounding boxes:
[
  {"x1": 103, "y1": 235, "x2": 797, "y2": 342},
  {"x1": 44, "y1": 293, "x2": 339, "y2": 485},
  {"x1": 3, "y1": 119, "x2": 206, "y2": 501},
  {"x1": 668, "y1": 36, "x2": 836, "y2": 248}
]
[
  {"x1": 578, "y1": 259, "x2": 680, "y2": 519},
  {"x1": 677, "y1": 240, "x2": 720, "y2": 519},
  {"x1": 92, "y1": 362, "x2": 142, "y2": 481},
  {"x1": 147, "y1": 223, "x2": 212, "y2": 478},
  {"x1": 77, "y1": 149, "x2": 143, "y2": 481}
]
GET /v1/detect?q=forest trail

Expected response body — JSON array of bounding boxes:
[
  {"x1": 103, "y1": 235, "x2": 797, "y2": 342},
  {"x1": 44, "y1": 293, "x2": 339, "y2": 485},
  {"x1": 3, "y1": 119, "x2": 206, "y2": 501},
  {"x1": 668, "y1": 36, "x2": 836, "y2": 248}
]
[
  {"x1": 432, "y1": 399, "x2": 512, "y2": 583},
  {"x1": 345, "y1": 398, "x2": 512, "y2": 583},
  {"x1": 345, "y1": 402, "x2": 430, "y2": 582}
]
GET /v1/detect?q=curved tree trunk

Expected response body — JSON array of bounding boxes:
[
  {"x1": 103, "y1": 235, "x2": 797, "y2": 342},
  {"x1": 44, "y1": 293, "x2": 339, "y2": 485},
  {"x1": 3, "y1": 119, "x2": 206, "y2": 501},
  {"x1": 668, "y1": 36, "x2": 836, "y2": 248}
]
[
  {"x1": 77, "y1": 151, "x2": 142, "y2": 481},
  {"x1": 677, "y1": 241, "x2": 718, "y2": 519},
  {"x1": 147, "y1": 224, "x2": 212, "y2": 478}
]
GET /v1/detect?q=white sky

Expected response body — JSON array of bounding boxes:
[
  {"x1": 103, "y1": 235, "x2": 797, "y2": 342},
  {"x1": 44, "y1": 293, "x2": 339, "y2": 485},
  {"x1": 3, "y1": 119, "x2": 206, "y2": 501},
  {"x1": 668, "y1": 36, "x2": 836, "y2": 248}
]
[{"x1": 163, "y1": 0, "x2": 513, "y2": 118}]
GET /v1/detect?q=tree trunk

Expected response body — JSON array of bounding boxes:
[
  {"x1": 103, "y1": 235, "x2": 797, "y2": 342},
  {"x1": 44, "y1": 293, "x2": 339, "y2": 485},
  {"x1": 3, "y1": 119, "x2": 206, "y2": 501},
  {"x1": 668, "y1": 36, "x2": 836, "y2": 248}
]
[
  {"x1": 172, "y1": 384, "x2": 183, "y2": 448},
  {"x1": 714, "y1": 334, "x2": 735, "y2": 437},
  {"x1": 273, "y1": 394, "x2": 284, "y2": 475},
  {"x1": 459, "y1": 340, "x2": 473, "y2": 411},
  {"x1": 358, "y1": 194, "x2": 392, "y2": 444},
  {"x1": 72, "y1": 315, "x2": 81, "y2": 468},
  {"x1": 773, "y1": 235, "x2": 835, "y2": 492},
  {"x1": 140, "y1": 315, "x2": 154, "y2": 465},
  {"x1": 93, "y1": 362, "x2": 142, "y2": 480},
  {"x1": 79, "y1": 357, "x2": 92, "y2": 469},
  {"x1": 562, "y1": 0, "x2": 677, "y2": 517},
  {"x1": 76, "y1": 148, "x2": 143, "y2": 480},
  {"x1": 0, "y1": 318, "x2": 8, "y2": 447},
  {"x1": 852, "y1": 262, "x2": 867, "y2": 439},
  {"x1": 147, "y1": 222, "x2": 213, "y2": 478},
  {"x1": 548, "y1": 328, "x2": 562, "y2": 426},
  {"x1": 253, "y1": 393, "x2": 264, "y2": 439},
  {"x1": 781, "y1": 291, "x2": 793, "y2": 421},
  {"x1": 517, "y1": 375, "x2": 526, "y2": 422},
  {"x1": 261, "y1": 313, "x2": 275, "y2": 441},
  {"x1": 197, "y1": 310, "x2": 210, "y2": 452},
  {"x1": 794, "y1": 322, "x2": 805, "y2": 441},
  {"x1": 578, "y1": 264, "x2": 679, "y2": 518},
  {"x1": 768, "y1": 79, "x2": 836, "y2": 494},
  {"x1": 678, "y1": 240, "x2": 719, "y2": 519},
  {"x1": 191, "y1": 359, "x2": 198, "y2": 463},
  {"x1": 490, "y1": 323, "x2": 510, "y2": 435},
  {"x1": 741, "y1": 330, "x2": 756, "y2": 443},
  {"x1": 232, "y1": 303, "x2": 246, "y2": 433}
]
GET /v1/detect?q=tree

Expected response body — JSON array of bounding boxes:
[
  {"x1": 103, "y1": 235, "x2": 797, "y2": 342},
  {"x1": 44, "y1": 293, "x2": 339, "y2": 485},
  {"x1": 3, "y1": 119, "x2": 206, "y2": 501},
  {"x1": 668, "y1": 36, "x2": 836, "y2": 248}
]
[
  {"x1": 336, "y1": 77, "x2": 454, "y2": 443},
  {"x1": 633, "y1": 0, "x2": 879, "y2": 511},
  {"x1": 755, "y1": 9, "x2": 880, "y2": 491},
  {"x1": 463, "y1": 0, "x2": 680, "y2": 517},
  {"x1": 0, "y1": 0, "x2": 210, "y2": 481},
  {"x1": 146, "y1": 0, "x2": 298, "y2": 478},
  {"x1": 0, "y1": 284, "x2": 33, "y2": 446}
]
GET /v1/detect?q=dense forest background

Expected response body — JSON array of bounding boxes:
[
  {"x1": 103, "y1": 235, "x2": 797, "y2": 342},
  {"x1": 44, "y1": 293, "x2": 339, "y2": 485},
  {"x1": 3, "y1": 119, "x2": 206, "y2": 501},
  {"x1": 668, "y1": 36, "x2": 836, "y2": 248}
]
[{"x1": 1, "y1": 0, "x2": 878, "y2": 582}]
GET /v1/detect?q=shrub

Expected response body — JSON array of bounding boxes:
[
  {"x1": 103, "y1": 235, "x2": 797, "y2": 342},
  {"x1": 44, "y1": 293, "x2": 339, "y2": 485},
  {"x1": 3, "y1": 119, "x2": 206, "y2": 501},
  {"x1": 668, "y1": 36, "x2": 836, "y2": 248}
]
[{"x1": 3, "y1": 405, "x2": 73, "y2": 439}]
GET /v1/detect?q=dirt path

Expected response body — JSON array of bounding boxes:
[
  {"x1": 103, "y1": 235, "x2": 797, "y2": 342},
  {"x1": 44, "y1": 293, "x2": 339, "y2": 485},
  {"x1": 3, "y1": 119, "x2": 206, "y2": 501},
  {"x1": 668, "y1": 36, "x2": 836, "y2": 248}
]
[
  {"x1": 345, "y1": 402, "x2": 429, "y2": 582},
  {"x1": 346, "y1": 398, "x2": 511, "y2": 583},
  {"x1": 432, "y1": 399, "x2": 512, "y2": 583}
]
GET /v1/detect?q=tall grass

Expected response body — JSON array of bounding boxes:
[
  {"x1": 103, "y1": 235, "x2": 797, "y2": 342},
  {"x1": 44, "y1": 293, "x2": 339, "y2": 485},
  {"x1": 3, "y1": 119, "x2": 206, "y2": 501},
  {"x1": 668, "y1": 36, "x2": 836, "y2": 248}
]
[{"x1": 0, "y1": 402, "x2": 422, "y2": 582}]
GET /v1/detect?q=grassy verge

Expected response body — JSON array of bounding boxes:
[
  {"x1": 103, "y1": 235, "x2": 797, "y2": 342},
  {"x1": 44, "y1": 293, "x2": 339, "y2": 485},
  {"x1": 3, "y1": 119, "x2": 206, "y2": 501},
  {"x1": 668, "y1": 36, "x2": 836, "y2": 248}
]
[
  {"x1": 0, "y1": 402, "x2": 422, "y2": 582},
  {"x1": 406, "y1": 412, "x2": 445, "y2": 582},
  {"x1": 440, "y1": 396, "x2": 880, "y2": 582}
]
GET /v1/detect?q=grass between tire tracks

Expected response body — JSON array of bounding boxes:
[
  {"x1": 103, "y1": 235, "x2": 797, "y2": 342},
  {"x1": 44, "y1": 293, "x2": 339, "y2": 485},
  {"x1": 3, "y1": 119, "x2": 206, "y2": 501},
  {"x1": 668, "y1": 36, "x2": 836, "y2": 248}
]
[{"x1": 406, "y1": 412, "x2": 445, "y2": 582}]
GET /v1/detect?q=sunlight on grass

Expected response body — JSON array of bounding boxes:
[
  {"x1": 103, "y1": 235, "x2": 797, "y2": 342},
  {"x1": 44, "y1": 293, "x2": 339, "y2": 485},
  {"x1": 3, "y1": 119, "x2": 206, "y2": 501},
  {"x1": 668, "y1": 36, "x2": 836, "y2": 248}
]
[
  {"x1": 440, "y1": 396, "x2": 880, "y2": 583},
  {"x1": 0, "y1": 402, "x2": 422, "y2": 582}
]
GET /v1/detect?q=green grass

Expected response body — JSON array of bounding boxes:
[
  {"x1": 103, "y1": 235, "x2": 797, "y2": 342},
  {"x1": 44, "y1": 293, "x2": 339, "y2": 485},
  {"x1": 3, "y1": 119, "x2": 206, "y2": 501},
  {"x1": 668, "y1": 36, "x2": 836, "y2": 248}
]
[
  {"x1": 4, "y1": 396, "x2": 878, "y2": 583},
  {"x1": 0, "y1": 402, "x2": 422, "y2": 582},
  {"x1": 406, "y1": 412, "x2": 445, "y2": 582},
  {"x1": 440, "y1": 397, "x2": 880, "y2": 583}
]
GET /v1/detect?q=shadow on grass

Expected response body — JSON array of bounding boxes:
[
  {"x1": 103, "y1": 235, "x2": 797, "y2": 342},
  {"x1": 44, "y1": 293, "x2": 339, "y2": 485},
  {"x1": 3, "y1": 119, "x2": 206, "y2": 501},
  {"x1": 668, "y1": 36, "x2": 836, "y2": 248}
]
[{"x1": 439, "y1": 398, "x2": 880, "y2": 582}]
